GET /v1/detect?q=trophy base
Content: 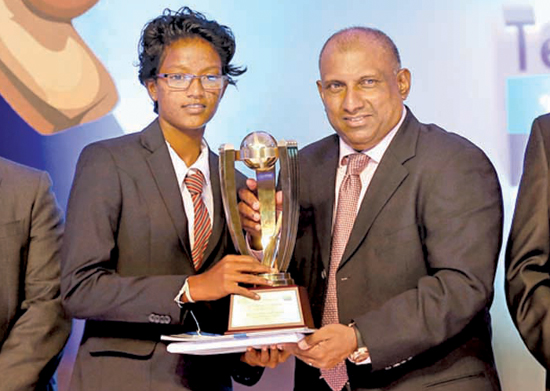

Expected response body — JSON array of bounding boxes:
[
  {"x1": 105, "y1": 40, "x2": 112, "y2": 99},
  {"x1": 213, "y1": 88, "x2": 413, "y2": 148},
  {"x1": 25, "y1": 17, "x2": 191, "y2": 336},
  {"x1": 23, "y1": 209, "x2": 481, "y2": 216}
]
[
  {"x1": 259, "y1": 272, "x2": 294, "y2": 287},
  {"x1": 227, "y1": 285, "x2": 313, "y2": 334}
]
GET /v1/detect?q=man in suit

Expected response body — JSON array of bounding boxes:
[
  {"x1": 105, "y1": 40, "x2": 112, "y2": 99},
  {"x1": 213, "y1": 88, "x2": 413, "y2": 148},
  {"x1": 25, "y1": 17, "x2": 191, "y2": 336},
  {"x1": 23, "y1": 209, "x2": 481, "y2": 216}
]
[
  {"x1": 506, "y1": 113, "x2": 550, "y2": 390},
  {"x1": 240, "y1": 27, "x2": 503, "y2": 390},
  {"x1": 60, "y1": 7, "x2": 282, "y2": 391},
  {"x1": 0, "y1": 156, "x2": 71, "y2": 391}
]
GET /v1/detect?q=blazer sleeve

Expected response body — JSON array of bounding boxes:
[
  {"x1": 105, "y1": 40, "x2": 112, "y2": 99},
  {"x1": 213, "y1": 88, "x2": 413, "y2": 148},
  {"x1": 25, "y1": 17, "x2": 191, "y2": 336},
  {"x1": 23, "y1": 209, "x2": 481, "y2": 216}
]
[
  {"x1": 61, "y1": 144, "x2": 190, "y2": 324},
  {"x1": 506, "y1": 116, "x2": 550, "y2": 368},
  {"x1": 0, "y1": 172, "x2": 71, "y2": 391},
  {"x1": 356, "y1": 142, "x2": 503, "y2": 370}
]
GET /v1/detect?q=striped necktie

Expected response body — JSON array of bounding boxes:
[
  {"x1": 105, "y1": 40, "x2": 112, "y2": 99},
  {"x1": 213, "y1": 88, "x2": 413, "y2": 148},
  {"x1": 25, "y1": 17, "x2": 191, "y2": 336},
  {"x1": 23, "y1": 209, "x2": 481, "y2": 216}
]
[{"x1": 184, "y1": 170, "x2": 212, "y2": 270}]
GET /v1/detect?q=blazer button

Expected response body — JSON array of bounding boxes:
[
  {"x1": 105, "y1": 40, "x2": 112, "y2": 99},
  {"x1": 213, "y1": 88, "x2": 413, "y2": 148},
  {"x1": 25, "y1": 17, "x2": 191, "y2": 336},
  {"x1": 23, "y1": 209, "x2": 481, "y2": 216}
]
[{"x1": 321, "y1": 270, "x2": 327, "y2": 279}]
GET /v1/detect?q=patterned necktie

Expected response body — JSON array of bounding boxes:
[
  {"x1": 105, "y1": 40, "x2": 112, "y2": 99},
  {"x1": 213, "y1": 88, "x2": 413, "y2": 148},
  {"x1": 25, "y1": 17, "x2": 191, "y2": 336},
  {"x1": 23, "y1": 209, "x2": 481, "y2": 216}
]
[
  {"x1": 321, "y1": 153, "x2": 369, "y2": 391},
  {"x1": 184, "y1": 170, "x2": 212, "y2": 270}
]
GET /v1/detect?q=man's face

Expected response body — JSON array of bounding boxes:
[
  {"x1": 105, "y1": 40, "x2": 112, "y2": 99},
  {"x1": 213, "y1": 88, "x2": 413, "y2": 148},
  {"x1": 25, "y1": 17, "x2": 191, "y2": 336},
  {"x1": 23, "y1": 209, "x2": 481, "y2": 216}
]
[
  {"x1": 317, "y1": 37, "x2": 410, "y2": 151},
  {"x1": 146, "y1": 37, "x2": 227, "y2": 136}
]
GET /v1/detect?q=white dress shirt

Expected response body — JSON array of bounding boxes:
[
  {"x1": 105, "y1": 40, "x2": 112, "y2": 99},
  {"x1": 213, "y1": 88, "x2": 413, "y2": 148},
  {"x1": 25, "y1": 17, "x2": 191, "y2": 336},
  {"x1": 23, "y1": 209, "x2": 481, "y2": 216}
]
[
  {"x1": 333, "y1": 106, "x2": 407, "y2": 225},
  {"x1": 166, "y1": 139, "x2": 214, "y2": 249}
]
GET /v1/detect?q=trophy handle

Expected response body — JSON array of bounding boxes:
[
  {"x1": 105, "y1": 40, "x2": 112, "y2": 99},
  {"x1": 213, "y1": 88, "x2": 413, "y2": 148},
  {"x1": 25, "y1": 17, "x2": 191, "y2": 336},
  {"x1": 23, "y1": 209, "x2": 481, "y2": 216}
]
[
  {"x1": 278, "y1": 140, "x2": 300, "y2": 273},
  {"x1": 219, "y1": 144, "x2": 252, "y2": 257}
]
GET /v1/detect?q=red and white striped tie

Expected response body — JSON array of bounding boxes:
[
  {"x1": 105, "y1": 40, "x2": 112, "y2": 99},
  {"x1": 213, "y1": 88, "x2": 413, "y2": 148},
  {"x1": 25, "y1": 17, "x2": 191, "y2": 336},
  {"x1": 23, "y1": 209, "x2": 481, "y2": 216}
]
[
  {"x1": 321, "y1": 153, "x2": 369, "y2": 391},
  {"x1": 184, "y1": 170, "x2": 212, "y2": 270}
]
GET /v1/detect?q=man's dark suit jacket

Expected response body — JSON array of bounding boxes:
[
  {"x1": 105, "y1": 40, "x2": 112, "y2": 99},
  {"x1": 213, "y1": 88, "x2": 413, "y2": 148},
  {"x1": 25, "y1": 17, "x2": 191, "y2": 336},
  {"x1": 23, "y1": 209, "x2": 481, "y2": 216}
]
[
  {"x1": 0, "y1": 157, "x2": 70, "y2": 391},
  {"x1": 60, "y1": 120, "x2": 257, "y2": 391},
  {"x1": 291, "y1": 109, "x2": 503, "y2": 391},
  {"x1": 506, "y1": 113, "x2": 550, "y2": 390}
]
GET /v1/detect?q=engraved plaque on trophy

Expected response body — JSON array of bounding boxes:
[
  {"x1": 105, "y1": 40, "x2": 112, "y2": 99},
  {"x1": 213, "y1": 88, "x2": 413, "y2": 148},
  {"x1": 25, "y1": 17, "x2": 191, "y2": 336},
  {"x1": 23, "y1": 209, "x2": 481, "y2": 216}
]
[{"x1": 219, "y1": 132, "x2": 313, "y2": 333}]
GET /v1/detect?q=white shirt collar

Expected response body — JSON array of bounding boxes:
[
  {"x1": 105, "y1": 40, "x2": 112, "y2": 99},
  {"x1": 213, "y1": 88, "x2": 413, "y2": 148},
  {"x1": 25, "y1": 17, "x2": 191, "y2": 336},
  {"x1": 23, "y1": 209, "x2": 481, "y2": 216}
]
[
  {"x1": 166, "y1": 139, "x2": 211, "y2": 190},
  {"x1": 338, "y1": 105, "x2": 407, "y2": 165}
]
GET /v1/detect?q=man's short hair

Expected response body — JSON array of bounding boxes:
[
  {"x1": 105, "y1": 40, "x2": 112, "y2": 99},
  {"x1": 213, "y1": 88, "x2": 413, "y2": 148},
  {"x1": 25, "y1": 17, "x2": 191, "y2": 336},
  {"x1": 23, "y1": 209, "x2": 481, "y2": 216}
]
[
  {"x1": 319, "y1": 26, "x2": 401, "y2": 70},
  {"x1": 138, "y1": 7, "x2": 246, "y2": 112}
]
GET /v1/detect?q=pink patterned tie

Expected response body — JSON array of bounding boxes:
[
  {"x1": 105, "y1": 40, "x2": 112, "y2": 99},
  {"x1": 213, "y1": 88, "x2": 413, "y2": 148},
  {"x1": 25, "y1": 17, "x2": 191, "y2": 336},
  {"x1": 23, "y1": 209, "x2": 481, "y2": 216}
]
[
  {"x1": 321, "y1": 153, "x2": 369, "y2": 391},
  {"x1": 184, "y1": 170, "x2": 212, "y2": 270}
]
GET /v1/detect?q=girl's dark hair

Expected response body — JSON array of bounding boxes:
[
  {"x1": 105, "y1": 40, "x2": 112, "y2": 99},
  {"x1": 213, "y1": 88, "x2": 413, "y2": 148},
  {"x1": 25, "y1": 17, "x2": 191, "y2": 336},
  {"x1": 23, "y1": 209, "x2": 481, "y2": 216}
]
[{"x1": 138, "y1": 7, "x2": 246, "y2": 111}]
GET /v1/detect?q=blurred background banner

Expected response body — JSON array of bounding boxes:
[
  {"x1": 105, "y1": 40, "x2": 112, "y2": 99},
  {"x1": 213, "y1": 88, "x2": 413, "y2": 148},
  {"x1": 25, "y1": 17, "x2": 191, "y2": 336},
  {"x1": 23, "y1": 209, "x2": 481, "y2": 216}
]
[{"x1": 0, "y1": 0, "x2": 548, "y2": 389}]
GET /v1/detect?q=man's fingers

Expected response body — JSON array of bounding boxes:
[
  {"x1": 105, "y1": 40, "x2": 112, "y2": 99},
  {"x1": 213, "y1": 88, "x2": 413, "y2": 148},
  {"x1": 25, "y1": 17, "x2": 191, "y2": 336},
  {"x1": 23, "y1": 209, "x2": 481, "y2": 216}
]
[
  {"x1": 242, "y1": 347, "x2": 287, "y2": 368},
  {"x1": 295, "y1": 353, "x2": 319, "y2": 368},
  {"x1": 279, "y1": 342, "x2": 299, "y2": 354},
  {"x1": 282, "y1": 343, "x2": 316, "y2": 361},
  {"x1": 260, "y1": 347, "x2": 270, "y2": 364},
  {"x1": 239, "y1": 187, "x2": 260, "y2": 211},
  {"x1": 246, "y1": 178, "x2": 258, "y2": 192},
  {"x1": 242, "y1": 349, "x2": 262, "y2": 367},
  {"x1": 278, "y1": 348, "x2": 291, "y2": 363},
  {"x1": 293, "y1": 326, "x2": 355, "y2": 369},
  {"x1": 238, "y1": 202, "x2": 261, "y2": 233},
  {"x1": 276, "y1": 190, "x2": 283, "y2": 211},
  {"x1": 243, "y1": 226, "x2": 261, "y2": 237},
  {"x1": 297, "y1": 338, "x2": 311, "y2": 350},
  {"x1": 279, "y1": 343, "x2": 320, "y2": 366},
  {"x1": 239, "y1": 216, "x2": 260, "y2": 233},
  {"x1": 279, "y1": 350, "x2": 290, "y2": 362},
  {"x1": 300, "y1": 330, "x2": 327, "y2": 350},
  {"x1": 238, "y1": 201, "x2": 260, "y2": 221},
  {"x1": 268, "y1": 346, "x2": 283, "y2": 367}
]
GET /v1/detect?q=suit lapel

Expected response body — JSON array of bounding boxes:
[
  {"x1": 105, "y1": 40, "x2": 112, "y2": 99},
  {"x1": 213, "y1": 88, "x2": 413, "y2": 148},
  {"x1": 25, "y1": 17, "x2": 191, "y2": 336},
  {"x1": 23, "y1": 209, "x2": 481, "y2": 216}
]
[
  {"x1": 308, "y1": 136, "x2": 339, "y2": 271},
  {"x1": 338, "y1": 109, "x2": 419, "y2": 269},
  {"x1": 141, "y1": 120, "x2": 192, "y2": 261}
]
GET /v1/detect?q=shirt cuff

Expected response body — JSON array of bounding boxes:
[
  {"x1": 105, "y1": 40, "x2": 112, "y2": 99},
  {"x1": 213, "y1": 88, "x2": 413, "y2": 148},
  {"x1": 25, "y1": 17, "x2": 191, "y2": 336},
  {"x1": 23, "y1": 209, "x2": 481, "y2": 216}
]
[
  {"x1": 246, "y1": 232, "x2": 264, "y2": 261},
  {"x1": 350, "y1": 324, "x2": 371, "y2": 365},
  {"x1": 174, "y1": 278, "x2": 194, "y2": 307}
]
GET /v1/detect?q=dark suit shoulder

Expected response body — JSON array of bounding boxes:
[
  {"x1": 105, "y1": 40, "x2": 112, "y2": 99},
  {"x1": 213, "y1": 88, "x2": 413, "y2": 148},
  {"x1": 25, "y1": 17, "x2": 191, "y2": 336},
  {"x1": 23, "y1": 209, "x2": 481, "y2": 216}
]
[
  {"x1": 0, "y1": 157, "x2": 49, "y2": 196},
  {"x1": 0, "y1": 156, "x2": 45, "y2": 180},
  {"x1": 531, "y1": 114, "x2": 550, "y2": 157},
  {"x1": 83, "y1": 118, "x2": 162, "y2": 156},
  {"x1": 300, "y1": 134, "x2": 338, "y2": 156},
  {"x1": 416, "y1": 121, "x2": 485, "y2": 155},
  {"x1": 77, "y1": 127, "x2": 153, "y2": 177},
  {"x1": 410, "y1": 119, "x2": 493, "y2": 171},
  {"x1": 82, "y1": 131, "x2": 142, "y2": 156},
  {"x1": 298, "y1": 134, "x2": 338, "y2": 169},
  {"x1": 534, "y1": 112, "x2": 550, "y2": 130}
]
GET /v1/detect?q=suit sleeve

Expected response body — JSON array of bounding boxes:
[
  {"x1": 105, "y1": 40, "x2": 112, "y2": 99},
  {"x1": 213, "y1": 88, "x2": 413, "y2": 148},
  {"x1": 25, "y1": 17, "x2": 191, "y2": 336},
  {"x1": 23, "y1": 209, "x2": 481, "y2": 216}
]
[
  {"x1": 506, "y1": 116, "x2": 550, "y2": 368},
  {"x1": 0, "y1": 172, "x2": 71, "y2": 391},
  {"x1": 356, "y1": 143, "x2": 503, "y2": 371},
  {"x1": 61, "y1": 144, "x2": 189, "y2": 324}
]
